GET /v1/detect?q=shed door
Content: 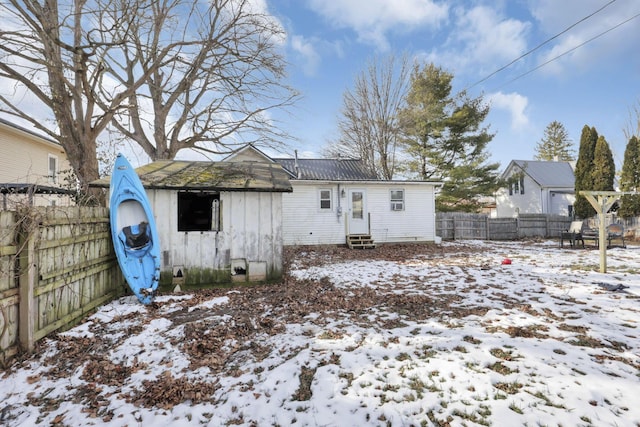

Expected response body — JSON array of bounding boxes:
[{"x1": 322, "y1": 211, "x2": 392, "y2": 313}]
[{"x1": 348, "y1": 189, "x2": 368, "y2": 234}]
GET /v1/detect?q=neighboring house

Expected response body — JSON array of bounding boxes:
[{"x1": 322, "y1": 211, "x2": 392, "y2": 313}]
[
  {"x1": 228, "y1": 145, "x2": 443, "y2": 247},
  {"x1": 0, "y1": 118, "x2": 73, "y2": 209},
  {"x1": 92, "y1": 160, "x2": 292, "y2": 287},
  {"x1": 495, "y1": 160, "x2": 575, "y2": 217}
]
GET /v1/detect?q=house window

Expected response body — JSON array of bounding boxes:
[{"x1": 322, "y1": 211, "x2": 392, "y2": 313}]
[
  {"x1": 319, "y1": 189, "x2": 332, "y2": 210},
  {"x1": 390, "y1": 189, "x2": 404, "y2": 211},
  {"x1": 509, "y1": 176, "x2": 525, "y2": 195},
  {"x1": 178, "y1": 192, "x2": 221, "y2": 231},
  {"x1": 48, "y1": 155, "x2": 58, "y2": 184}
]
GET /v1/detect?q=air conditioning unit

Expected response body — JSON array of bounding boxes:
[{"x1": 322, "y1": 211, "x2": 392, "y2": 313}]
[{"x1": 391, "y1": 202, "x2": 404, "y2": 211}]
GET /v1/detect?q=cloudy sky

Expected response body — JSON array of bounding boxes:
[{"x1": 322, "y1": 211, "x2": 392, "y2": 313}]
[{"x1": 260, "y1": 0, "x2": 640, "y2": 170}]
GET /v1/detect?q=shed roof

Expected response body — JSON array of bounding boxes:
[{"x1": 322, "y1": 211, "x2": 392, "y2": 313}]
[
  {"x1": 505, "y1": 160, "x2": 575, "y2": 188},
  {"x1": 91, "y1": 160, "x2": 292, "y2": 192},
  {"x1": 273, "y1": 158, "x2": 378, "y2": 180}
]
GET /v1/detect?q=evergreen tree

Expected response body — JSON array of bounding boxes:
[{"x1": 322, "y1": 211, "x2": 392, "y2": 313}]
[
  {"x1": 399, "y1": 62, "x2": 500, "y2": 212},
  {"x1": 618, "y1": 136, "x2": 640, "y2": 217},
  {"x1": 573, "y1": 126, "x2": 599, "y2": 218},
  {"x1": 592, "y1": 135, "x2": 615, "y2": 191},
  {"x1": 534, "y1": 121, "x2": 575, "y2": 161}
]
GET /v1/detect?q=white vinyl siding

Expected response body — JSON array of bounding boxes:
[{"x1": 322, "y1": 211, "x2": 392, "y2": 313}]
[{"x1": 282, "y1": 182, "x2": 437, "y2": 245}]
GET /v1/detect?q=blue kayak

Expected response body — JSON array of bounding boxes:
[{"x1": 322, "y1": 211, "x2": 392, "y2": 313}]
[{"x1": 109, "y1": 154, "x2": 160, "y2": 304}]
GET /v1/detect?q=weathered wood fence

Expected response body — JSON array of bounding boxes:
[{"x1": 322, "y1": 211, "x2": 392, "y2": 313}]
[
  {"x1": 436, "y1": 213, "x2": 573, "y2": 240},
  {"x1": 0, "y1": 207, "x2": 123, "y2": 366}
]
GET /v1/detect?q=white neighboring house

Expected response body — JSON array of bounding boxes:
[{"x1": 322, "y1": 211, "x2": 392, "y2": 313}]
[
  {"x1": 0, "y1": 118, "x2": 74, "y2": 209},
  {"x1": 496, "y1": 160, "x2": 576, "y2": 217},
  {"x1": 229, "y1": 145, "x2": 443, "y2": 247}
]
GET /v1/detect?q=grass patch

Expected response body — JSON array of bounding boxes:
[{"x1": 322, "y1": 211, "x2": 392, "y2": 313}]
[
  {"x1": 292, "y1": 366, "x2": 316, "y2": 401},
  {"x1": 493, "y1": 381, "x2": 523, "y2": 394},
  {"x1": 487, "y1": 361, "x2": 517, "y2": 375},
  {"x1": 509, "y1": 402, "x2": 524, "y2": 414},
  {"x1": 504, "y1": 325, "x2": 549, "y2": 338},
  {"x1": 569, "y1": 335, "x2": 604, "y2": 348},
  {"x1": 526, "y1": 390, "x2": 566, "y2": 409},
  {"x1": 490, "y1": 347, "x2": 521, "y2": 361},
  {"x1": 318, "y1": 330, "x2": 343, "y2": 340},
  {"x1": 557, "y1": 323, "x2": 587, "y2": 333},
  {"x1": 396, "y1": 352, "x2": 412, "y2": 362},
  {"x1": 463, "y1": 335, "x2": 482, "y2": 345},
  {"x1": 451, "y1": 408, "x2": 491, "y2": 426}
]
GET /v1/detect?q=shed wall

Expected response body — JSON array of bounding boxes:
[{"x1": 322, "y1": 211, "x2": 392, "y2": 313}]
[{"x1": 148, "y1": 189, "x2": 283, "y2": 285}]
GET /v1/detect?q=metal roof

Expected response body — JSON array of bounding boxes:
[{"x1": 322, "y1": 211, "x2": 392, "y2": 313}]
[
  {"x1": 506, "y1": 160, "x2": 575, "y2": 188},
  {"x1": 273, "y1": 158, "x2": 378, "y2": 180},
  {"x1": 91, "y1": 161, "x2": 292, "y2": 192}
]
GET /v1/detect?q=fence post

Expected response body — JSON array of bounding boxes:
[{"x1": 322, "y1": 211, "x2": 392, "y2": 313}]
[
  {"x1": 546, "y1": 215, "x2": 550, "y2": 238},
  {"x1": 485, "y1": 216, "x2": 490, "y2": 240},
  {"x1": 18, "y1": 226, "x2": 37, "y2": 352}
]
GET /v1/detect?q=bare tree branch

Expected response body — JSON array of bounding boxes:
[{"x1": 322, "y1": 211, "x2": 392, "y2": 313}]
[
  {"x1": 0, "y1": 0, "x2": 299, "y2": 203},
  {"x1": 326, "y1": 53, "x2": 410, "y2": 179}
]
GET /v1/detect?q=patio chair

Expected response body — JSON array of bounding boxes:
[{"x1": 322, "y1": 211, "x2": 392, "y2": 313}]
[
  {"x1": 606, "y1": 223, "x2": 626, "y2": 248},
  {"x1": 560, "y1": 220, "x2": 584, "y2": 248}
]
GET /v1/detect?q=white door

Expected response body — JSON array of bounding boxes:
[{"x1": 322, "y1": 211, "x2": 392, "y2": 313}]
[{"x1": 348, "y1": 189, "x2": 368, "y2": 234}]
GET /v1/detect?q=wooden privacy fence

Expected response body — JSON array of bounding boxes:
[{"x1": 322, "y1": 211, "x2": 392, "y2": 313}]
[
  {"x1": 0, "y1": 206, "x2": 123, "y2": 365},
  {"x1": 436, "y1": 213, "x2": 573, "y2": 240}
]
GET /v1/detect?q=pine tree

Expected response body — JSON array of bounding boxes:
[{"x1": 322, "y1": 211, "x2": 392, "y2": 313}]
[
  {"x1": 618, "y1": 136, "x2": 640, "y2": 217},
  {"x1": 573, "y1": 126, "x2": 599, "y2": 218},
  {"x1": 399, "y1": 62, "x2": 500, "y2": 212},
  {"x1": 534, "y1": 121, "x2": 575, "y2": 161}
]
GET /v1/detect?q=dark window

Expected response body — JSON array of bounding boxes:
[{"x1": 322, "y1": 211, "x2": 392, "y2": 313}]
[
  {"x1": 319, "y1": 189, "x2": 332, "y2": 210},
  {"x1": 178, "y1": 192, "x2": 220, "y2": 231}
]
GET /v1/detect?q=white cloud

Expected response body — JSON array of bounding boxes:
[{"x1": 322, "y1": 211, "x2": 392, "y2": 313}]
[
  {"x1": 453, "y1": 6, "x2": 530, "y2": 66},
  {"x1": 488, "y1": 91, "x2": 530, "y2": 130},
  {"x1": 306, "y1": 0, "x2": 448, "y2": 50},
  {"x1": 290, "y1": 35, "x2": 321, "y2": 76}
]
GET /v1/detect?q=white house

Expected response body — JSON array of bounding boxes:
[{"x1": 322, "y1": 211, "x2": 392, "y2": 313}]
[
  {"x1": 495, "y1": 160, "x2": 575, "y2": 217},
  {"x1": 0, "y1": 118, "x2": 74, "y2": 209},
  {"x1": 92, "y1": 160, "x2": 292, "y2": 287},
  {"x1": 229, "y1": 145, "x2": 443, "y2": 247}
]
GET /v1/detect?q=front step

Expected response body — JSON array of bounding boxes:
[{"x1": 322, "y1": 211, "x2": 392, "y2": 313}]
[{"x1": 347, "y1": 234, "x2": 376, "y2": 249}]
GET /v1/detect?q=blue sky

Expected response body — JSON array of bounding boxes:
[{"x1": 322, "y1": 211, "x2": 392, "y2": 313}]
[{"x1": 254, "y1": 0, "x2": 640, "y2": 171}]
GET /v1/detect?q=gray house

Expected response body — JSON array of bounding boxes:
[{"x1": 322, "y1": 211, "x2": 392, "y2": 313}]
[
  {"x1": 93, "y1": 160, "x2": 292, "y2": 287},
  {"x1": 496, "y1": 160, "x2": 576, "y2": 217}
]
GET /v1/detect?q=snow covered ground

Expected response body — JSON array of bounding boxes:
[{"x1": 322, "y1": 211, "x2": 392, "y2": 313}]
[{"x1": 1, "y1": 240, "x2": 639, "y2": 427}]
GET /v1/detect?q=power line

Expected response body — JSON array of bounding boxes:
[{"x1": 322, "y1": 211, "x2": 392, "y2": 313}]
[
  {"x1": 464, "y1": 0, "x2": 617, "y2": 91},
  {"x1": 494, "y1": 10, "x2": 640, "y2": 91}
]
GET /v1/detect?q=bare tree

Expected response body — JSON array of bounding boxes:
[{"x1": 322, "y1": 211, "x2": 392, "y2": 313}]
[
  {"x1": 326, "y1": 54, "x2": 410, "y2": 179},
  {"x1": 106, "y1": 0, "x2": 299, "y2": 160},
  {"x1": 624, "y1": 99, "x2": 640, "y2": 140},
  {"x1": 0, "y1": 0, "x2": 298, "y2": 202}
]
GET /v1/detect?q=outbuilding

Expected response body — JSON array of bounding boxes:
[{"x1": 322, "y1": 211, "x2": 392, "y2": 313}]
[{"x1": 93, "y1": 160, "x2": 292, "y2": 287}]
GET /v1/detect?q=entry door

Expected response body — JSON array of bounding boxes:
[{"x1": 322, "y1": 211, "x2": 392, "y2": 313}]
[{"x1": 348, "y1": 189, "x2": 368, "y2": 234}]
